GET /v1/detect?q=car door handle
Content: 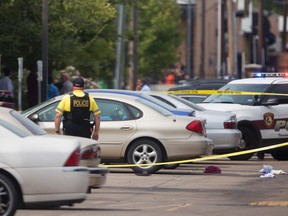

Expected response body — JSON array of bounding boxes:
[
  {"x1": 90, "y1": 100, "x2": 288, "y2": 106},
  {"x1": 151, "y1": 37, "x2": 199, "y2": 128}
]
[{"x1": 120, "y1": 126, "x2": 133, "y2": 131}]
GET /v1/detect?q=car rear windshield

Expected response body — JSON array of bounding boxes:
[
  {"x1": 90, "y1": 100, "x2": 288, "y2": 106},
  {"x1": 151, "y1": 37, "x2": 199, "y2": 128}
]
[
  {"x1": 136, "y1": 98, "x2": 173, "y2": 116},
  {"x1": 0, "y1": 119, "x2": 28, "y2": 137},
  {"x1": 203, "y1": 83, "x2": 270, "y2": 105}
]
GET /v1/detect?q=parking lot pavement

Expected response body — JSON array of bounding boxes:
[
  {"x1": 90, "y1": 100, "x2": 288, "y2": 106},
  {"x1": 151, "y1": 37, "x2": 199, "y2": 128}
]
[{"x1": 16, "y1": 155, "x2": 288, "y2": 216}]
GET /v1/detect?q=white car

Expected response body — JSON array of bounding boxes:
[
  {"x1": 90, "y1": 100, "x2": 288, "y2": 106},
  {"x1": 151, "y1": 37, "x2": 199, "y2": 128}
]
[
  {"x1": 1, "y1": 107, "x2": 109, "y2": 192},
  {"x1": 0, "y1": 108, "x2": 89, "y2": 215},
  {"x1": 146, "y1": 92, "x2": 244, "y2": 154},
  {"x1": 199, "y1": 74, "x2": 288, "y2": 160},
  {"x1": 22, "y1": 92, "x2": 213, "y2": 174}
]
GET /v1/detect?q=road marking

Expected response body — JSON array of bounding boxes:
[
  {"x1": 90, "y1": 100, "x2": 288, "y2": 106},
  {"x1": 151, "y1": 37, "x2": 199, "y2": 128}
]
[{"x1": 250, "y1": 201, "x2": 288, "y2": 206}]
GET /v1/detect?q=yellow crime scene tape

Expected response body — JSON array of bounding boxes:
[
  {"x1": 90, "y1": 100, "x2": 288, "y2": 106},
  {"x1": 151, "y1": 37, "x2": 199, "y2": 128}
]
[
  {"x1": 100, "y1": 142, "x2": 288, "y2": 168},
  {"x1": 167, "y1": 89, "x2": 288, "y2": 96}
]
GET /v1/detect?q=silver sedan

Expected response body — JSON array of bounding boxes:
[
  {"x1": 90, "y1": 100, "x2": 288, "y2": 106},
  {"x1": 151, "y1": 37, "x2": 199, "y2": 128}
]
[
  {"x1": 147, "y1": 92, "x2": 245, "y2": 154},
  {"x1": 22, "y1": 92, "x2": 213, "y2": 174}
]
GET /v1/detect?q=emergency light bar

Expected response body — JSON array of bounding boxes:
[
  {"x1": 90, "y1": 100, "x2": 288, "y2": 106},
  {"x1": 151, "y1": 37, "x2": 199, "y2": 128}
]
[{"x1": 251, "y1": 72, "x2": 288, "y2": 78}]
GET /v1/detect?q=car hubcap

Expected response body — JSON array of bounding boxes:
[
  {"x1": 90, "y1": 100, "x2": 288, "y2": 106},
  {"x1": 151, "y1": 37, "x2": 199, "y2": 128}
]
[
  {"x1": 133, "y1": 144, "x2": 157, "y2": 168},
  {"x1": 0, "y1": 182, "x2": 10, "y2": 214}
]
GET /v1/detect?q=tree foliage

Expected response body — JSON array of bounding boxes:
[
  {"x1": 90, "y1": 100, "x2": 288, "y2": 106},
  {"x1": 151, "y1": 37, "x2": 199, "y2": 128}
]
[
  {"x1": 137, "y1": 0, "x2": 183, "y2": 81},
  {"x1": 0, "y1": 0, "x2": 183, "y2": 86},
  {"x1": 48, "y1": 0, "x2": 116, "y2": 80},
  {"x1": 0, "y1": 0, "x2": 116, "y2": 80},
  {"x1": 0, "y1": 0, "x2": 42, "y2": 71}
]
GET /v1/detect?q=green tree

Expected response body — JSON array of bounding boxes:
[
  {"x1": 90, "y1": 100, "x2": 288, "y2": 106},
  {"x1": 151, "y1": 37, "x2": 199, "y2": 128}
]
[
  {"x1": 0, "y1": 0, "x2": 116, "y2": 81},
  {"x1": 0, "y1": 0, "x2": 183, "y2": 88},
  {"x1": 137, "y1": 0, "x2": 183, "y2": 81},
  {"x1": 0, "y1": 0, "x2": 42, "y2": 71},
  {"x1": 49, "y1": 0, "x2": 117, "y2": 81}
]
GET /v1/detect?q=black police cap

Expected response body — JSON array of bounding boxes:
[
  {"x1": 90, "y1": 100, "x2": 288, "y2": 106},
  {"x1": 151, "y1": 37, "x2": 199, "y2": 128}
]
[{"x1": 72, "y1": 77, "x2": 85, "y2": 87}]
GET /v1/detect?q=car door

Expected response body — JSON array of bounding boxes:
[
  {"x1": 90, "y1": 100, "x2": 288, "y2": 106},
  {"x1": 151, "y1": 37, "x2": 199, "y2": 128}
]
[
  {"x1": 260, "y1": 83, "x2": 288, "y2": 141},
  {"x1": 27, "y1": 97, "x2": 139, "y2": 159},
  {"x1": 95, "y1": 98, "x2": 138, "y2": 159}
]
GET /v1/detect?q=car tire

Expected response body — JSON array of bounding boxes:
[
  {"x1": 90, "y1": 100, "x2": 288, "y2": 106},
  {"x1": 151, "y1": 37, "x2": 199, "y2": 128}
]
[
  {"x1": 127, "y1": 139, "x2": 163, "y2": 174},
  {"x1": 271, "y1": 149, "x2": 288, "y2": 161},
  {"x1": 163, "y1": 164, "x2": 180, "y2": 169},
  {"x1": 229, "y1": 126, "x2": 256, "y2": 161},
  {"x1": 0, "y1": 173, "x2": 19, "y2": 216}
]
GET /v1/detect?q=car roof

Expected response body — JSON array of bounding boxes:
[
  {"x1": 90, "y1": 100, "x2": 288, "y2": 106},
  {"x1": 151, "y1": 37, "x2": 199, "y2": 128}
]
[
  {"x1": 84, "y1": 89, "x2": 192, "y2": 116},
  {"x1": 226, "y1": 78, "x2": 288, "y2": 85},
  {"x1": 85, "y1": 89, "x2": 140, "y2": 95},
  {"x1": 169, "y1": 79, "x2": 229, "y2": 91},
  {"x1": 179, "y1": 79, "x2": 229, "y2": 85}
]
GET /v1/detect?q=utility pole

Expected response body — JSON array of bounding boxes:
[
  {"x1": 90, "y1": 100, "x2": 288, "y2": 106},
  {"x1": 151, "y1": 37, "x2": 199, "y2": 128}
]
[
  {"x1": 133, "y1": 6, "x2": 138, "y2": 89},
  {"x1": 199, "y1": 0, "x2": 206, "y2": 78},
  {"x1": 114, "y1": 4, "x2": 125, "y2": 89},
  {"x1": 226, "y1": 0, "x2": 236, "y2": 76},
  {"x1": 258, "y1": 0, "x2": 264, "y2": 65},
  {"x1": 217, "y1": 0, "x2": 222, "y2": 78},
  {"x1": 186, "y1": 0, "x2": 193, "y2": 78},
  {"x1": 282, "y1": 1, "x2": 288, "y2": 52},
  {"x1": 128, "y1": 5, "x2": 138, "y2": 90}
]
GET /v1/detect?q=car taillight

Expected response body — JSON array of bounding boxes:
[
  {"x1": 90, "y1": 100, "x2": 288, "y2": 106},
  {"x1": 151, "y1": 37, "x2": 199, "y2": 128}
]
[
  {"x1": 186, "y1": 120, "x2": 204, "y2": 134},
  {"x1": 81, "y1": 146, "x2": 101, "y2": 160},
  {"x1": 95, "y1": 146, "x2": 101, "y2": 158},
  {"x1": 64, "y1": 147, "x2": 80, "y2": 166},
  {"x1": 224, "y1": 121, "x2": 237, "y2": 129}
]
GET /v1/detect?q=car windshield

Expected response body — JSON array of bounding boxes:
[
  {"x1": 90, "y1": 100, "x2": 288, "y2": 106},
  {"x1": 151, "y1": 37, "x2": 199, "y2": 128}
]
[
  {"x1": 203, "y1": 83, "x2": 270, "y2": 105},
  {"x1": 10, "y1": 110, "x2": 47, "y2": 135},
  {"x1": 136, "y1": 98, "x2": 173, "y2": 116}
]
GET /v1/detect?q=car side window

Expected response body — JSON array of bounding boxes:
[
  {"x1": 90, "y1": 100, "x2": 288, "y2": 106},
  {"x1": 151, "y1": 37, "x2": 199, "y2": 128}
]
[
  {"x1": 37, "y1": 103, "x2": 58, "y2": 121},
  {"x1": 127, "y1": 104, "x2": 143, "y2": 119},
  {"x1": 95, "y1": 98, "x2": 131, "y2": 121},
  {"x1": 266, "y1": 84, "x2": 288, "y2": 104}
]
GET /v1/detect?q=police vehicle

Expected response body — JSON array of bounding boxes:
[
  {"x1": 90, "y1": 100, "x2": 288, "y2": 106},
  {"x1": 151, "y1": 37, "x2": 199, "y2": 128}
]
[{"x1": 198, "y1": 72, "x2": 288, "y2": 160}]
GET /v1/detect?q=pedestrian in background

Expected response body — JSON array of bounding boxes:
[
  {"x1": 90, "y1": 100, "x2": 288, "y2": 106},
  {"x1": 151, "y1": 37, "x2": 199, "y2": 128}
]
[
  {"x1": 26, "y1": 64, "x2": 38, "y2": 107},
  {"x1": 47, "y1": 75, "x2": 59, "y2": 99},
  {"x1": 54, "y1": 77, "x2": 101, "y2": 140},
  {"x1": 59, "y1": 72, "x2": 73, "y2": 94},
  {"x1": 136, "y1": 78, "x2": 151, "y2": 91},
  {"x1": 0, "y1": 67, "x2": 14, "y2": 101}
]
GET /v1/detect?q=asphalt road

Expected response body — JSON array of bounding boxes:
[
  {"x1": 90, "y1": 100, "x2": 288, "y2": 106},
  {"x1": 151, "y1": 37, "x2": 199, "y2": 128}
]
[{"x1": 16, "y1": 154, "x2": 288, "y2": 216}]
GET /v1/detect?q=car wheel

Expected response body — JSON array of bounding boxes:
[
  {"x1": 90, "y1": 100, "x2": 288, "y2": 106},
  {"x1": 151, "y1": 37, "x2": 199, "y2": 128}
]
[
  {"x1": 127, "y1": 139, "x2": 163, "y2": 174},
  {"x1": 0, "y1": 173, "x2": 19, "y2": 216},
  {"x1": 163, "y1": 164, "x2": 180, "y2": 169},
  {"x1": 271, "y1": 149, "x2": 288, "y2": 161},
  {"x1": 229, "y1": 126, "x2": 256, "y2": 160}
]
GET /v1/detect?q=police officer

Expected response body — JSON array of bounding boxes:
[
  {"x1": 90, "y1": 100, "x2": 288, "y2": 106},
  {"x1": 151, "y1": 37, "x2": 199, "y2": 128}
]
[{"x1": 54, "y1": 77, "x2": 101, "y2": 140}]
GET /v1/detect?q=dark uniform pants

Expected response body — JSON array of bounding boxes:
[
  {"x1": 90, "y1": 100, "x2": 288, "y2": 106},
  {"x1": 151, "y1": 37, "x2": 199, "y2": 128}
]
[{"x1": 63, "y1": 121, "x2": 91, "y2": 138}]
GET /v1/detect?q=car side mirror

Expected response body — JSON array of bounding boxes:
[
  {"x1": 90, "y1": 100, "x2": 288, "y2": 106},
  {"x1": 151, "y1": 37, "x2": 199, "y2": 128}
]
[
  {"x1": 262, "y1": 98, "x2": 279, "y2": 106},
  {"x1": 29, "y1": 113, "x2": 39, "y2": 122}
]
